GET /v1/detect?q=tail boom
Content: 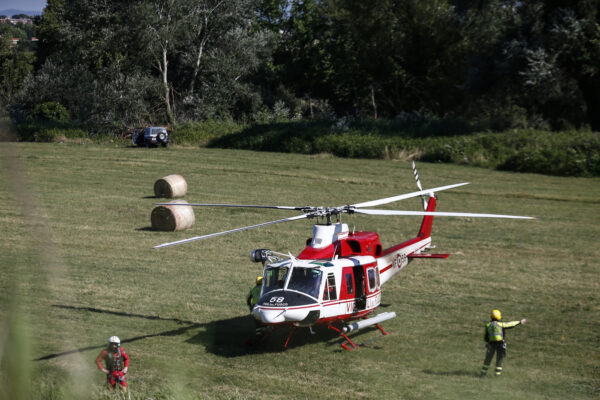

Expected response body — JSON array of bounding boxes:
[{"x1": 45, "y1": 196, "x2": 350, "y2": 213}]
[
  {"x1": 377, "y1": 194, "x2": 448, "y2": 285},
  {"x1": 378, "y1": 235, "x2": 432, "y2": 285}
]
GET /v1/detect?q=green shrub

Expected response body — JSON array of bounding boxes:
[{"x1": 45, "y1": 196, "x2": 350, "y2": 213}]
[
  {"x1": 33, "y1": 127, "x2": 87, "y2": 142},
  {"x1": 496, "y1": 131, "x2": 600, "y2": 176},
  {"x1": 417, "y1": 130, "x2": 600, "y2": 176},
  {"x1": 209, "y1": 120, "x2": 600, "y2": 177},
  {"x1": 11, "y1": 115, "x2": 597, "y2": 176},
  {"x1": 172, "y1": 120, "x2": 244, "y2": 145},
  {"x1": 14, "y1": 121, "x2": 89, "y2": 142},
  {"x1": 30, "y1": 102, "x2": 71, "y2": 123},
  {"x1": 314, "y1": 133, "x2": 389, "y2": 158}
]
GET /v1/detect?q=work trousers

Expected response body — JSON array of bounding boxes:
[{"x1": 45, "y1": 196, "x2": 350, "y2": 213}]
[{"x1": 481, "y1": 341, "x2": 506, "y2": 376}]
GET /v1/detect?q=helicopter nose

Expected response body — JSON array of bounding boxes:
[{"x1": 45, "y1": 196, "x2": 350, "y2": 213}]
[
  {"x1": 254, "y1": 307, "x2": 313, "y2": 324},
  {"x1": 254, "y1": 290, "x2": 319, "y2": 325},
  {"x1": 256, "y1": 308, "x2": 287, "y2": 324}
]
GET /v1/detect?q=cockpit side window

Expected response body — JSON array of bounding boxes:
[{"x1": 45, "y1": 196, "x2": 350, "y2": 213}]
[
  {"x1": 345, "y1": 273, "x2": 354, "y2": 294},
  {"x1": 263, "y1": 265, "x2": 289, "y2": 293},
  {"x1": 287, "y1": 267, "x2": 322, "y2": 299}
]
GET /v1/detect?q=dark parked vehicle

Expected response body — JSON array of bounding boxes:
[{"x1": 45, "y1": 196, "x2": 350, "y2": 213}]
[{"x1": 132, "y1": 126, "x2": 169, "y2": 147}]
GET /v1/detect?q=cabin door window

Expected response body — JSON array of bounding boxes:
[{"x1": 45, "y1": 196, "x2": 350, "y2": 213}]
[{"x1": 353, "y1": 265, "x2": 366, "y2": 310}]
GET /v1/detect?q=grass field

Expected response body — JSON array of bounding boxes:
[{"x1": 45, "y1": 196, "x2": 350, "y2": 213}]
[{"x1": 0, "y1": 142, "x2": 599, "y2": 400}]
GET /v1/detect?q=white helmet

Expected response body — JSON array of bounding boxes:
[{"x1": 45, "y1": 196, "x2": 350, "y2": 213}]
[{"x1": 108, "y1": 336, "x2": 120, "y2": 345}]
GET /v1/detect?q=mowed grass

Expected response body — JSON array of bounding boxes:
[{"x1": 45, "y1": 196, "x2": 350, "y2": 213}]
[{"x1": 0, "y1": 143, "x2": 598, "y2": 400}]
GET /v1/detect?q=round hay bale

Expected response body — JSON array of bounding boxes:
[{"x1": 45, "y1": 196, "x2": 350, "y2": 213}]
[
  {"x1": 151, "y1": 200, "x2": 195, "y2": 231},
  {"x1": 154, "y1": 174, "x2": 187, "y2": 198}
]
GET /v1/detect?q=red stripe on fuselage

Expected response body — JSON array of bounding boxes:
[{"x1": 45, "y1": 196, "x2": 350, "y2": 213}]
[
  {"x1": 256, "y1": 292, "x2": 380, "y2": 312},
  {"x1": 380, "y1": 264, "x2": 393, "y2": 274},
  {"x1": 256, "y1": 303, "x2": 321, "y2": 311},
  {"x1": 382, "y1": 237, "x2": 422, "y2": 257}
]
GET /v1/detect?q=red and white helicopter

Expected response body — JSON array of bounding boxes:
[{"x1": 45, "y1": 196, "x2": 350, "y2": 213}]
[{"x1": 154, "y1": 163, "x2": 534, "y2": 349}]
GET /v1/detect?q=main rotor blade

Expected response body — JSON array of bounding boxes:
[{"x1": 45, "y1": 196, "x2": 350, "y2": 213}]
[
  {"x1": 154, "y1": 203, "x2": 304, "y2": 211},
  {"x1": 353, "y1": 209, "x2": 536, "y2": 219},
  {"x1": 153, "y1": 214, "x2": 309, "y2": 249},
  {"x1": 350, "y1": 182, "x2": 470, "y2": 209}
]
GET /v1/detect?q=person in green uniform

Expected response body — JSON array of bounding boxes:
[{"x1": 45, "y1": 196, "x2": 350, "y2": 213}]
[
  {"x1": 480, "y1": 309, "x2": 527, "y2": 377},
  {"x1": 246, "y1": 276, "x2": 262, "y2": 311}
]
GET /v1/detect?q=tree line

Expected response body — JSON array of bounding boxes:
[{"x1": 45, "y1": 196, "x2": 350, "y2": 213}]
[{"x1": 1, "y1": 0, "x2": 599, "y2": 132}]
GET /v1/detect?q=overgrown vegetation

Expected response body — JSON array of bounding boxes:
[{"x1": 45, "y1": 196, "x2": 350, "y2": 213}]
[
  {"x1": 11, "y1": 116, "x2": 597, "y2": 176},
  {"x1": 171, "y1": 121, "x2": 245, "y2": 147},
  {"x1": 208, "y1": 121, "x2": 600, "y2": 177}
]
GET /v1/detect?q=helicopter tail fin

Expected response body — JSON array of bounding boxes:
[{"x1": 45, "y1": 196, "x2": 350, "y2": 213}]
[{"x1": 418, "y1": 194, "x2": 436, "y2": 238}]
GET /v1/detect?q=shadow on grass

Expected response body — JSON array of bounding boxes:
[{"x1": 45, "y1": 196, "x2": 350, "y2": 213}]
[
  {"x1": 34, "y1": 323, "x2": 203, "y2": 361},
  {"x1": 136, "y1": 226, "x2": 155, "y2": 231},
  {"x1": 37, "y1": 305, "x2": 384, "y2": 360},
  {"x1": 186, "y1": 318, "x2": 352, "y2": 357},
  {"x1": 34, "y1": 305, "x2": 203, "y2": 361},
  {"x1": 51, "y1": 305, "x2": 196, "y2": 325},
  {"x1": 422, "y1": 369, "x2": 479, "y2": 377},
  {"x1": 36, "y1": 305, "x2": 350, "y2": 360}
]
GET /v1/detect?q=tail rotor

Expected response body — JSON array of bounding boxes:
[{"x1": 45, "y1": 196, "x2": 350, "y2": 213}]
[{"x1": 412, "y1": 161, "x2": 428, "y2": 211}]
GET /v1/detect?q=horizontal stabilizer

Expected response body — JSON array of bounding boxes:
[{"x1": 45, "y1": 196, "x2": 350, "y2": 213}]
[{"x1": 408, "y1": 253, "x2": 450, "y2": 259}]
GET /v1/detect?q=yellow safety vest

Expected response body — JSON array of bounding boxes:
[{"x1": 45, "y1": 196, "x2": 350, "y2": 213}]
[
  {"x1": 486, "y1": 320, "x2": 521, "y2": 342},
  {"x1": 486, "y1": 321, "x2": 504, "y2": 342},
  {"x1": 250, "y1": 286, "x2": 261, "y2": 306}
]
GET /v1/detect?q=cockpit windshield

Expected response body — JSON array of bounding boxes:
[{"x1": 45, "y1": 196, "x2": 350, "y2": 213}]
[
  {"x1": 263, "y1": 264, "x2": 290, "y2": 294},
  {"x1": 263, "y1": 264, "x2": 323, "y2": 299},
  {"x1": 287, "y1": 267, "x2": 322, "y2": 299}
]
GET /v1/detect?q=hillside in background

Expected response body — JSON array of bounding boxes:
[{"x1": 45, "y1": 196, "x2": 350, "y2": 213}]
[{"x1": 0, "y1": 9, "x2": 42, "y2": 16}]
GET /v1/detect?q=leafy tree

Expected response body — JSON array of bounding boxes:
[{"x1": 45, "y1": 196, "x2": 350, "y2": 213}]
[
  {"x1": 273, "y1": 0, "x2": 469, "y2": 119},
  {"x1": 34, "y1": 0, "x2": 65, "y2": 68},
  {"x1": 458, "y1": 0, "x2": 599, "y2": 130},
  {"x1": 15, "y1": 0, "x2": 160, "y2": 128},
  {"x1": 16, "y1": 0, "x2": 274, "y2": 126},
  {"x1": 134, "y1": 0, "x2": 184, "y2": 125},
  {"x1": 544, "y1": 1, "x2": 600, "y2": 130},
  {"x1": 0, "y1": 23, "x2": 35, "y2": 106},
  {"x1": 274, "y1": 0, "x2": 335, "y2": 117},
  {"x1": 10, "y1": 0, "x2": 600, "y2": 131},
  {"x1": 181, "y1": 0, "x2": 264, "y2": 97}
]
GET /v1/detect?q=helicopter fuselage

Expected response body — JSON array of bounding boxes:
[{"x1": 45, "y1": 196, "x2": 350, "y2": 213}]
[{"x1": 252, "y1": 221, "x2": 434, "y2": 328}]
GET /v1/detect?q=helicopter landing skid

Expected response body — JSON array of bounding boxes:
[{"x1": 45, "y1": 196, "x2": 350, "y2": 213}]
[
  {"x1": 245, "y1": 325, "x2": 297, "y2": 350},
  {"x1": 328, "y1": 322, "x2": 390, "y2": 351}
]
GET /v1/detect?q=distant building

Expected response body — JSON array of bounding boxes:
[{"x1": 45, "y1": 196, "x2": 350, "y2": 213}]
[
  {"x1": 7, "y1": 37, "x2": 38, "y2": 48},
  {"x1": 0, "y1": 17, "x2": 34, "y2": 25}
]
